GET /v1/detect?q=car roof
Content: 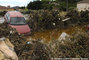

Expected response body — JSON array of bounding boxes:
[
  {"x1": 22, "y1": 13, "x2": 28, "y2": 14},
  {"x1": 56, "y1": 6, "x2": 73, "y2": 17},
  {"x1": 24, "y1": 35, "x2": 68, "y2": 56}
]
[{"x1": 8, "y1": 11, "x2": 24, "y2": 17}]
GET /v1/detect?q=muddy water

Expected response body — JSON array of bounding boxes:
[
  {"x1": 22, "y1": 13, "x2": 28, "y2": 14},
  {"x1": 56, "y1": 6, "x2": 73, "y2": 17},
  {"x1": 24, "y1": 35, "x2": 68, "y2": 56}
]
[{"x1": 27, "y1": 26, "x2": 86, "y2": 43}]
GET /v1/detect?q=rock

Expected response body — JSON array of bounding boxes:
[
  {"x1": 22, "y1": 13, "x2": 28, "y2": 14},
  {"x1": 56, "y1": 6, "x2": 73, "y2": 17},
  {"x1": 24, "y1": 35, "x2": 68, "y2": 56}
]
[
  {"x1": 0, "y1": 37, "x2": 18, "y2": 60},
  {"x1": 5, "y1": 38, "x2": 14, "y2": 49},
  {"x1": 58, "y1": 32, "x2": 70, "y2": 41},
  {"x1": 0, "y1": 51, "x2": 5, "y2": 60}
]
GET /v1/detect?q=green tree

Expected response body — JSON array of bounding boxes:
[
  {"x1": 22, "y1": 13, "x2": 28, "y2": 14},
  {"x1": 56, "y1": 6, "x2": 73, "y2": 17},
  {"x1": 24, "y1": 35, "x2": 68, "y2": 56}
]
[
  {"x1": 42, "y1": 0, "x2": 56, "y2": 1},
  {"x1": 27, "y1": 1, "x2": 43, "y2": 10},
  {"x1": 56, "y1": 0, "x2": 81, "y2": 3},
  {"x1": 27, "y1": 1, "x2": 54, "y2": 10}
]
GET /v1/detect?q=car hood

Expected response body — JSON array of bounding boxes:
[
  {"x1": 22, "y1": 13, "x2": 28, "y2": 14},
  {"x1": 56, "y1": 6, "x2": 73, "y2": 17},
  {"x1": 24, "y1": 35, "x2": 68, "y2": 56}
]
[{"x1": 10, "y1": 24, "x2": 31, "y2": 34}]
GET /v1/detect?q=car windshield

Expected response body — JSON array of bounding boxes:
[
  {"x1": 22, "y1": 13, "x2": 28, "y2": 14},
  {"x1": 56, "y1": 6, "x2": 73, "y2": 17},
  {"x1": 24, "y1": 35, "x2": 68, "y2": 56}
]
[{"x1": 10, "y1": 17, "x2": 26, "y2": 25}]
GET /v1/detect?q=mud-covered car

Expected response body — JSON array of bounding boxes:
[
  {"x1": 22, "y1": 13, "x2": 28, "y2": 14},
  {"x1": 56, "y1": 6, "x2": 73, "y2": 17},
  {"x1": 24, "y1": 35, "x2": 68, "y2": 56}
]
[{"x1": 4, "y1": 11, "x2": 31, "y2": 34}]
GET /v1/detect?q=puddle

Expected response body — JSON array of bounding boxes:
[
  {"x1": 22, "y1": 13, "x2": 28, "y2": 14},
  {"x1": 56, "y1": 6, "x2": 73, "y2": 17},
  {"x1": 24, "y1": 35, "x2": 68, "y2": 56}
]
[{"x1": 27, "y1": 26, "x2": 86, "y2": 43}]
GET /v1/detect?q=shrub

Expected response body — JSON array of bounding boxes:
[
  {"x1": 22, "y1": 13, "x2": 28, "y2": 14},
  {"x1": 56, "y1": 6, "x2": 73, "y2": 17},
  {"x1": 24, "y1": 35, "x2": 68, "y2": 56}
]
[
  {"x1": 66, "y1": 10, "x2": 89, "y2": 26},
  {"x1": 21, "y1": 10, "x2": 31, "y2": 14},
  {"x1": 48, "y1": 29, "x2": 89, "y2": 58},
  {"x1": 30, "y1": 40, "x2": 51, "y2": 60},
  {"x1": 27, "y1": 10, "x2": 63, "y2": 32},
  {"x1": 27, "y1": 1, "x2": 43, "y2": 10},
  {"x1": 0, "y1": 11, "x2": 7, "y2": 16},
  {"x1": 79, "y1": 10, "x2": 89, "y2": 24}
]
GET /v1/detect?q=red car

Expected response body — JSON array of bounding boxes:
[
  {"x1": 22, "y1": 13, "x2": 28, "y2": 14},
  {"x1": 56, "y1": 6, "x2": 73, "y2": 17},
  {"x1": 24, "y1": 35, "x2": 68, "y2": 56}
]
[{"x1": 4, "y1": 11, "x2": 31, "y2": 34}]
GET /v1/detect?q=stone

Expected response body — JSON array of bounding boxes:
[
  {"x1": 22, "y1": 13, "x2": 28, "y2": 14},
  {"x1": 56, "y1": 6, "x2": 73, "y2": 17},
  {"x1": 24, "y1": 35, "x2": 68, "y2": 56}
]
[{"x1": 0, "y1": 37, "x2": 18, "y2": 60}]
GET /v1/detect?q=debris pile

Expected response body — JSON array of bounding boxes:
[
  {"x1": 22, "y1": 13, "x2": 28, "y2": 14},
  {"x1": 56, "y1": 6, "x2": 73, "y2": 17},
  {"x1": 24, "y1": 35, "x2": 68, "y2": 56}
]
[
  {"x1": 0, "y1": 22, "x2": 29, "y2": 60},
  {"x1": 27, "y1": 10, "x2": 63, "y2": 32},
  {"x1": 0, "y1": 22, "x2": 51, "y2": 60}
]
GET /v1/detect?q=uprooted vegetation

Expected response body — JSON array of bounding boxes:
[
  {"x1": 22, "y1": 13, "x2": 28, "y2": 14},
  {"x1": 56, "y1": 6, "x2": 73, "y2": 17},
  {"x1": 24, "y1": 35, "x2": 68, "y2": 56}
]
[
  {"x1": 19, "y1": 29, "x2": 89, "y2": 59},
  {"x1": 48, "y1": 30, "x2": 89, "y2": 58},
  {"x1": 29, "y1": 29, "x2": 89, "y2": 59},
  {"x1": 0, "y1": 10, "x2": 89, "y2": 60},
  {"x1": 26, "y1": 9, "x2": 89, "y2": 58},
  {"x1": 27, "y1": 10, "x2": 63, "y2": 32},
  {"x1": 0, "y1": 22, "x2": 89, "y2": 60},
  {"x1": 20, "y1": 10, "x2": 89, "y2": 59},
  {"x1": 27, "y1": 10, "x2": 89, "y2": 32},
  {"x1": 0, "y1": 22, "x2": 51, "y2": 60}
]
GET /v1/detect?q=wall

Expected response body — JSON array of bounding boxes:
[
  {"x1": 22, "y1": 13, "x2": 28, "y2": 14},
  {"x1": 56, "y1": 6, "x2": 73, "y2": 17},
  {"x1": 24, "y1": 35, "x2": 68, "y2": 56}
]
[
  {"x1": 77, "y1": 3, "x2": 89, "y2": 11},
  {"x1": 0, "y1": 9, "x2": 14, "y2": 11}
]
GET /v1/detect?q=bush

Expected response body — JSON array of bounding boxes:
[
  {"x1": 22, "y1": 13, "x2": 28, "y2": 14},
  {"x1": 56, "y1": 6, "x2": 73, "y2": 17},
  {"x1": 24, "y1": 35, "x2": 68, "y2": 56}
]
[
  {"x1": 27, "y1": 1, "x2": 56, "y2": 10},
  {"x1": 66, "y1": 10, "x2": 89, "y2": 26},
  {"x1": 26, "y1": 10, "x2": 89, "y2": 32},
  {"x1": 21, "y1": 10, "x2": 31, "y2": 14},
  {"x1": 28, "y1": 29, "x2": 89, "y2": 59},
  {"x1": 48, "y1": 29, "x2": 89, "y2": 58},
  {"x1": 27, "y1": 1, "x2": 44, "y2": 10},
  {"x1": 79, "y1": 11, "x2": 89, "y2": 24},
  {"x1": 0, "y1": 11, "x2": 7, "y2": 16},
  {"x1": 27, "y1": 10, "x2": 63, "y2": 32},
  {"x1": 30, "y1": 40, "x2": 51, "y2": 60}
]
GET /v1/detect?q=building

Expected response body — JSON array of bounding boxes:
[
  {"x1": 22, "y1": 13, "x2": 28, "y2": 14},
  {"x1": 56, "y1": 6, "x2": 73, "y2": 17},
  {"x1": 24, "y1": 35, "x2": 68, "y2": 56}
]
[
  {"x1": 0, "y1": 6, "x2": 14, "y2": 11},
  {"x1": 33, "y1": 0, "x2": 40, "y2": 1},
  {"x1": 77, "y1": 0, "x2": 89, "y2": 11},
  {"x1": 33, "y1": 0, "x2": 56, "y2": 1}
]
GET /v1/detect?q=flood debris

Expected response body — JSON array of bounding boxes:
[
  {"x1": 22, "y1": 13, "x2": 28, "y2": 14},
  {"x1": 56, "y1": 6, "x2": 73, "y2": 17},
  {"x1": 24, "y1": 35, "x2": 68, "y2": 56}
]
[
  {"x1": 30, "y1": 40, "x2": 51, "y2": 60},
  {"x1": 0, "y1": 12, "x2": 89, "y2": 60},
  {"x1": 58, "y1": 32, "x2": 70, "y2": 41}
]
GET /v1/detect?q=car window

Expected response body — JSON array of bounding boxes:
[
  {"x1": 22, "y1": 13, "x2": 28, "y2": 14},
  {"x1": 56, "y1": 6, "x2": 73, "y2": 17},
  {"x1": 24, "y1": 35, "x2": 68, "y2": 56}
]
[{"x1": 10, "y1": 17, "x2": 26, "y2": 25}]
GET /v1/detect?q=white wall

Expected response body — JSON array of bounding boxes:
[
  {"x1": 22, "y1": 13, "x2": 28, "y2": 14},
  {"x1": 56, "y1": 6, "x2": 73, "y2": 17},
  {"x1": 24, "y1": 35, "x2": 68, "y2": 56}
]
[{"x1": 77, "y1": 3, "x2": 89, "y2": 11}]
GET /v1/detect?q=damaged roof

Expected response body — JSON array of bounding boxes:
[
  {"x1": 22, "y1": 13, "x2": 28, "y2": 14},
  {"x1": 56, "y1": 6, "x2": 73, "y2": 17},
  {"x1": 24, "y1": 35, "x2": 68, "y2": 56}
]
[{"x1": 78, "y1": 0, "x2": 89, "y2": 4}]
